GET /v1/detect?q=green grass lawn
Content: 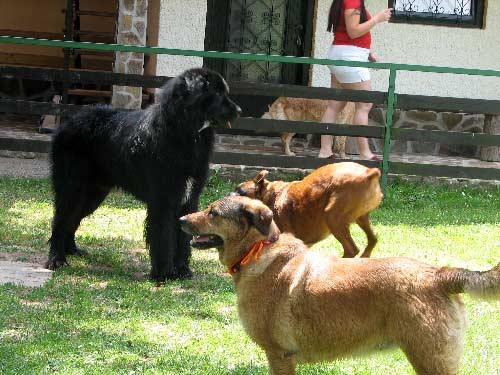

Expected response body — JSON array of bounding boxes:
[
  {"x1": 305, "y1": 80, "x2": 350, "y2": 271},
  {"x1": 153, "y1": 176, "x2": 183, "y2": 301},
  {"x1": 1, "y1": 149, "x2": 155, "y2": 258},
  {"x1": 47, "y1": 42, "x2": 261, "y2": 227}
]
[{"x1": 0, "y1": 175, "x2": 499, "y2": 375}]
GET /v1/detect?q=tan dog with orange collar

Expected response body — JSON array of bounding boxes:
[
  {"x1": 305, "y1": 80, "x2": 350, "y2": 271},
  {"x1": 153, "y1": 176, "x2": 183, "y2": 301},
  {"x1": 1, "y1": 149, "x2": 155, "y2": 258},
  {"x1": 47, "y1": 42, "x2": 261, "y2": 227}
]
[
  {"x1": 235, "y1": 162, "x2": 382, "y2": 258},
  {"x1": 179, "y1": 195, "x2": 500, "y2": 375}
]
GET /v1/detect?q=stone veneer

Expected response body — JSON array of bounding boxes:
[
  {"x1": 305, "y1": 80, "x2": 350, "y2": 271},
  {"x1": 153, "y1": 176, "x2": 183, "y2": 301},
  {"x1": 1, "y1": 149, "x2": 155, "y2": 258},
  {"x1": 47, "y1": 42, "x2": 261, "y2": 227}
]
[
  {"x1": 216, "y1": 109, "x2": 487, "y2": 159},
  {"x1": 111, "y1": 0, "x2": 148, "y2": 110},
  {"x1": 368, "y1": 108, "x2": 485, "y2": 158}
]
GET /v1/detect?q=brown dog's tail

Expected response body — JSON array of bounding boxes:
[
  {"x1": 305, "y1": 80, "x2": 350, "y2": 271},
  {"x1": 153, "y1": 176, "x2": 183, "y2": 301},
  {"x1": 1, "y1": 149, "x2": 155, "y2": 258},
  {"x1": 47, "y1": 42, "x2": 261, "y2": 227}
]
[
  {"x1": 366, "y1": 168, "x2": 381, "y2": 180},
  {"x1": 437, "y1": 263, "x2": 500, "y2": 299}
]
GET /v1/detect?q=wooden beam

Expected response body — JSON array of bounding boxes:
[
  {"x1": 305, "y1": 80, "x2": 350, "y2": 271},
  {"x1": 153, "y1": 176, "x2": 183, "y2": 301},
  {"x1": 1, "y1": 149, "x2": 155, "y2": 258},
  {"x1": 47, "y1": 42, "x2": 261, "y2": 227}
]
[
  {"x1": 391, "y1": 127, "x2": 500, "y2": 146},
  {"x1": 389, "y1": 161, "x2": 500, "y2": 181},
  {"x1": 212, "y1": 151, "x2": 380, "y2": 169},
  {"x1": 232, "y1": 117, "x2": 385, "y2": 138},
  {"x1": 0, "y1": 66, "x2": 168, "y2": 88},
  {"x1": 229, "y1": 81, "x2": 387, "y2": 104},
  {"x1": 397, "y1": 94, "x2": 500, "y2": 115},
  {"x1": 0, "y1": 136, "x2": 51, "y2": 153},
  {"x1": 0, "y1": 99, "x2": 84, "y2": 116}
]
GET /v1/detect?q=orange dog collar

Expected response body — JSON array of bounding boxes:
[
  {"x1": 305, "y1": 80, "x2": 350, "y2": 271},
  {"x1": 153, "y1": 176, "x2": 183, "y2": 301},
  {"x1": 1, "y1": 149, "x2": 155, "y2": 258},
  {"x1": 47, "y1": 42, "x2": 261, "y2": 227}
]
[{"x1": 228, "y1": 232, "x2": 280, "y2": 275}]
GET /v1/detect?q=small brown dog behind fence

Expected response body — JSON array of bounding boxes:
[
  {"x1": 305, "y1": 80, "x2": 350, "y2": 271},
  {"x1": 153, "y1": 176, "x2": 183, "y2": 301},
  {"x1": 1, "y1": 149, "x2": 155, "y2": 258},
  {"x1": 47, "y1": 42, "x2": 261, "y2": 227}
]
[
  {"x1": 235, "y1": 162, "x2": 382, "y2": 258},
  {"x1": 261, "y1": 97, "x2": 355, "y2": 156},
  {"x1": 180, "y1": 195, "x2": 500, "y2": 375}
]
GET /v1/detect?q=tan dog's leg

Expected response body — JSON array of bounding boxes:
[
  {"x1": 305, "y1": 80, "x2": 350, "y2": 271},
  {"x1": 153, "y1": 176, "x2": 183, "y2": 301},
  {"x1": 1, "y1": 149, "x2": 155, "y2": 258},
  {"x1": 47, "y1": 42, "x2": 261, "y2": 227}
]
[
  {"x1": 332, "y1": 102, "x2": 354, "y2": 158},
  {"x1": 280, "y1": 132, "x2": 296, "y2": 156},
  {"x1": 356, "y1": 214, "x2": 377, "y2": 258},
  {"x1": 332, "y1": 135, "x2": 347, "y2": 158},
  {"x1": 399, "y1": 332, "x2": 462, "y2": 375},
  {"x1": 266, "y1": 351, "x2": 296, "y2": 375}
]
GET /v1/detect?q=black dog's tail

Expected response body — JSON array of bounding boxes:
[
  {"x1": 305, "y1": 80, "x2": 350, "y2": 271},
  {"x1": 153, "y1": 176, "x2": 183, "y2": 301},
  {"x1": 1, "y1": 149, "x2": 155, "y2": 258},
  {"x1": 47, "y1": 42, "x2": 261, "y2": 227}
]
[{"x1": 436, "y1": 263, "x2": 500, "y2": 299}]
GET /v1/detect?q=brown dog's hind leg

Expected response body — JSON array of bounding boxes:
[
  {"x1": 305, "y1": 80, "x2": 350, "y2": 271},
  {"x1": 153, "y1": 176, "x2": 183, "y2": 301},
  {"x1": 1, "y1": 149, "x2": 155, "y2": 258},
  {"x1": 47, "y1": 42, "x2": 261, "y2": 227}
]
[
  {"x1": 327, "y1": 220, "x2": 360, "y2": 258},
  {"x1": 266, "y1": 350, "x2": 296, "y2": 375},
  {"x1": 356, "y1": 213, "x2": 377, "y2": 258}
]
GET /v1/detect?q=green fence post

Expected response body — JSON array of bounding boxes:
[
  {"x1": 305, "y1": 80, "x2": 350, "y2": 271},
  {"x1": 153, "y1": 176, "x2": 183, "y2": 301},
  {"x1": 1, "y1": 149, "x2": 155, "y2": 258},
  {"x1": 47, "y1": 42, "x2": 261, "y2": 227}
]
[{"x1": 381, "y1": 69, "x2": 397, "y2": 194}]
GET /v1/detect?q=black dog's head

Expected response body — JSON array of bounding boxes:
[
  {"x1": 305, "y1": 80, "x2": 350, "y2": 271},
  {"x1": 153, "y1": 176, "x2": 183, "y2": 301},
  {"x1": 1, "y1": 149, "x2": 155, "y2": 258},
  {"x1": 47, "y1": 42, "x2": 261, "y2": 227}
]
[{"x1": 160, "y1": 68, "x2": 242, "y2": 130}]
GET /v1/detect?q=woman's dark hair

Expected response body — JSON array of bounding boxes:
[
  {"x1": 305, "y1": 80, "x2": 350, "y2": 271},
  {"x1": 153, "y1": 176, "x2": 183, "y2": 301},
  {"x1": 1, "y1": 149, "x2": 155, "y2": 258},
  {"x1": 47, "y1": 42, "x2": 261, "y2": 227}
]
[{"x1": 327, "y1": 0, "x2": 368, "y2": 32}]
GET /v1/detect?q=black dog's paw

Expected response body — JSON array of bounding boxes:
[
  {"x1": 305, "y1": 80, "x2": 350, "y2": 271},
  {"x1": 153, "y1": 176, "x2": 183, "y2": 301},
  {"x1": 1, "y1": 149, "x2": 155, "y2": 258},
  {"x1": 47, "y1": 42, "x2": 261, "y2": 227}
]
[
  {"x1": 151, "y1": 267, "x2": 193, "y2": 282},
  {"x1": 174, "y1": 265, "x2": 193, "y2": 280},
  {"x1": 66, "y1": 246, "x2": 88, "y2": 256},
  {"x1": 45, "y1": 258, "x2": 69, "y2": 270}
]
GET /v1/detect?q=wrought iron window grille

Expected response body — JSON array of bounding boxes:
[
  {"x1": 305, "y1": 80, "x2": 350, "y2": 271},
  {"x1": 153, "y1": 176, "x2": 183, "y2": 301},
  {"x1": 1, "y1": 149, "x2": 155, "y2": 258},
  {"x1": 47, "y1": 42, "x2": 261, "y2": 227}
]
[{"x1": 388, "y1": 0, "x2": 485, "y2": 28}]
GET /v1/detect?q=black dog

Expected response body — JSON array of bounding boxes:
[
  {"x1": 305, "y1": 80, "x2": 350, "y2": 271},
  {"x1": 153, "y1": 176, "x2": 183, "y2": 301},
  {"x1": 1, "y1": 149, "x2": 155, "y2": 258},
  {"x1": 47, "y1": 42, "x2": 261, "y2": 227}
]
[{"x1": 47, "y1": 68, "x2": 241, "y2": 281}]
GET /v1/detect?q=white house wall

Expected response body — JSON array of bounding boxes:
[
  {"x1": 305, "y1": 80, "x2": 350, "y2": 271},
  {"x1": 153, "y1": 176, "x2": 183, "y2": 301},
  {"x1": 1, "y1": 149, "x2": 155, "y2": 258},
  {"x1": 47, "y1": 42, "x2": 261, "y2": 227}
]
[
  {"x1": 156, "y1": 0, "x2": 207, "y2": 77},
  {"x1": 157, "y1": 0, "x2": 499, "y2": 100}
]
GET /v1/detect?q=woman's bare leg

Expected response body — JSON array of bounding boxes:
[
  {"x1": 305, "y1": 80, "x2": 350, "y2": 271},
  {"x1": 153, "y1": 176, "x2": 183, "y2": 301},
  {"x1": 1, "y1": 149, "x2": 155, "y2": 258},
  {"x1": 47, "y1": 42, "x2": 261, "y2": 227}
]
[
  {"x1": 341, "y1": 79, "x2": 375, "y2": 159},
  {"x1": 319, "y1": 75, "x2": 347, "y2": 158}
]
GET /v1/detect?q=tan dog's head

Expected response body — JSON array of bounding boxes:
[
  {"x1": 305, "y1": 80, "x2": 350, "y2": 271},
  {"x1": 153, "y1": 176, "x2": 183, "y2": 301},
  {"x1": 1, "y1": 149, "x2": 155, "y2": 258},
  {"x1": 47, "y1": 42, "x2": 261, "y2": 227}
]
[
  {"x1": 179, "y1": 195, "x2": 279, "y2": 267},
  {"x1": 233, "y1": 170, "x2": 269, "y2": 200}
]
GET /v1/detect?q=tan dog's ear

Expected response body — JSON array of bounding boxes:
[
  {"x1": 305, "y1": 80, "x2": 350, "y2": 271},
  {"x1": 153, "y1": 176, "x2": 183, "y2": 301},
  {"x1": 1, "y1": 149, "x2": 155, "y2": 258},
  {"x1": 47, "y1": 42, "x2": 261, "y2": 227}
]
[
  {"x1": 253, "y1": 170, "x2": 269, "y2": 184},
  {"x1": 241, "y1": 203, "x2": 273, "y2": 236}
]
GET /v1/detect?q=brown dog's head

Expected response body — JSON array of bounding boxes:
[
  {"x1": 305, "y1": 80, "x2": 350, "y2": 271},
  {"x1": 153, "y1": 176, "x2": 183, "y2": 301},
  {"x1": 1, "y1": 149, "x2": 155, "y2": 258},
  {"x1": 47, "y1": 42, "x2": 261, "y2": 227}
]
[
  {"x1": 233, "y1": 170, "x2": 269, "y2": 199},
  {"x1": 179, "y1": 195, "x2": 279, "y2": 267}
]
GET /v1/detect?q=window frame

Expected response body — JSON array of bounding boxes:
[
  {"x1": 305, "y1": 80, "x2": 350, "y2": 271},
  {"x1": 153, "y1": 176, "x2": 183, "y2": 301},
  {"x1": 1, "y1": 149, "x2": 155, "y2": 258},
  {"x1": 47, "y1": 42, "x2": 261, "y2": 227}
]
[{"x1": 388, "y1": 0, "x2": 487, "y2": 29}]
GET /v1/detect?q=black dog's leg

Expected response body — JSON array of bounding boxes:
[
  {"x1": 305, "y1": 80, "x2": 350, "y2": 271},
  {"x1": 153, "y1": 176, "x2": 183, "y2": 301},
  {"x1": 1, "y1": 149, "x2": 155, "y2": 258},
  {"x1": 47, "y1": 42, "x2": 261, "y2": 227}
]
[
  {"x1": 65, "y1": 185, "x2": 110, "y2": 256},
  {"x1": 47, "y1": 185, "x2": 87, "y2": 269},
  {"x1": 146, "y1": 203, "x2": 178, "y2": 282},
  {"x1": 174, "y1": 178, "x2": 206, "y2": 279}
]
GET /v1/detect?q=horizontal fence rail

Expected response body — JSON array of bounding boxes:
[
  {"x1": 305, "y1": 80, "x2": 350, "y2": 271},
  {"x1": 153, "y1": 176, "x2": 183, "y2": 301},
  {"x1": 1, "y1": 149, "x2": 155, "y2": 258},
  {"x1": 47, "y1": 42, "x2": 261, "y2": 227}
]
[
  {"x1": 1, "y1": 36, "x2": 500, "y2": 188},
  {"x1": 2, "y1": 36, "x2": 500, "y2": 77}
]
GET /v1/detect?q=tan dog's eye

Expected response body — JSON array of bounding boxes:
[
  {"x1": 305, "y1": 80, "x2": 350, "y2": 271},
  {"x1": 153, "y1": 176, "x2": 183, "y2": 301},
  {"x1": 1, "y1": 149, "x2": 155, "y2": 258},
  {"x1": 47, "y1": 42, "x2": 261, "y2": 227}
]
[{"x1": 208, "y1": 209, "x2": 218, "y2": 218}]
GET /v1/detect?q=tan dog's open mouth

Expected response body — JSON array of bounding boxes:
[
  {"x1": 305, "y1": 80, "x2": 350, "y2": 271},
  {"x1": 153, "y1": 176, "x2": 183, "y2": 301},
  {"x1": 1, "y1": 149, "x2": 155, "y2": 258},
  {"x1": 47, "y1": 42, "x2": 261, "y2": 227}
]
[{"x1": 189, "y1": 234, "x2": 223, "y2": 249}]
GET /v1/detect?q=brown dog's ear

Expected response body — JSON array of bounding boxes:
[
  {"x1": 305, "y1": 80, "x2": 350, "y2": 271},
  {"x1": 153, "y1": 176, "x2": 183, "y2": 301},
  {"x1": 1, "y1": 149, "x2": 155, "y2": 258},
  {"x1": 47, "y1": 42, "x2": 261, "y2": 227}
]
[
  {"x1": 241, "y1": 204, "x2": 273, "y2": 236},
  {"x1": 253, "y1": 170, "x2": 269, "y2": 185}
]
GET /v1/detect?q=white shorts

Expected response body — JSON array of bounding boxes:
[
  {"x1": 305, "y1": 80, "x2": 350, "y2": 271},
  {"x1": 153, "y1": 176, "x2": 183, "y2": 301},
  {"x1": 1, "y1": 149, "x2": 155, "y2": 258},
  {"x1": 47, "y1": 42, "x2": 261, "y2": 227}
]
[{"x1": 327, "y1": 45, "x2": 371, "y2": 83}]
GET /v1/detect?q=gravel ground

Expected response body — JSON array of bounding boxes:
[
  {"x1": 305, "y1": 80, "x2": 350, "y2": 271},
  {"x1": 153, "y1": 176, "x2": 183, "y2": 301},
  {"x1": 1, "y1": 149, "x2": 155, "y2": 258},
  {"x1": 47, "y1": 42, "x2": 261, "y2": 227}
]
[{"x1": 0, "y1": 155, "x2": 50, "y2": 178}]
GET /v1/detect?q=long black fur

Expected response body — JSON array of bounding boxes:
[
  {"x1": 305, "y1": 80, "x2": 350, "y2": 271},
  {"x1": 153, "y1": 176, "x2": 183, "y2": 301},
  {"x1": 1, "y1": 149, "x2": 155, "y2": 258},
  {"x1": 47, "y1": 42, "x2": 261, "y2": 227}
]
[{"x1": 47, "y1": 68, "x2": 241, "y2": 281}]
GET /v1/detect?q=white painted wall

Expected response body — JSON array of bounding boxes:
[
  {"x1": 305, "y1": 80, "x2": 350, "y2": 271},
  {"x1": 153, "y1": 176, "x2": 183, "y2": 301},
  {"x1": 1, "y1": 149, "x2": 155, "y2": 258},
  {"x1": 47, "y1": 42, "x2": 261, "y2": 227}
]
[
  {"x1": 157, "y1": 0, "x2": 500, "y2": 100},
  {"x1": 156, "y1": 0, "x2": 207, "y2": 77},
  {"x1": 312, "y1": 0, "x2": 500, "y2": 100}
]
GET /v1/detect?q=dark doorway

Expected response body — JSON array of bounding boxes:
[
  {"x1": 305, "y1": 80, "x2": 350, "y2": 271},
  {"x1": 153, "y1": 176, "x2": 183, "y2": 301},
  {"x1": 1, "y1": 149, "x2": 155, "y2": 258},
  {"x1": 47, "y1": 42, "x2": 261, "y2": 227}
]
[{"x1": 204, "y1": 0, "x2": 314, "y2": 117}]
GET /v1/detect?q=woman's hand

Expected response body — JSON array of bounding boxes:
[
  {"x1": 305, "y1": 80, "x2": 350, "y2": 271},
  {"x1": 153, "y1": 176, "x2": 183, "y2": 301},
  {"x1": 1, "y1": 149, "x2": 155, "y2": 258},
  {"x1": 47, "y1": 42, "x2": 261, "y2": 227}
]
[
  {"x1": 373, "y1": 8, "x2": 392, "y2": 24},
  {"x1": 368, "y1": 52, "x2": 378, "y2": 62},
  {"x1": 345, "y1": 8, "x2": 392, "y2": 39}
]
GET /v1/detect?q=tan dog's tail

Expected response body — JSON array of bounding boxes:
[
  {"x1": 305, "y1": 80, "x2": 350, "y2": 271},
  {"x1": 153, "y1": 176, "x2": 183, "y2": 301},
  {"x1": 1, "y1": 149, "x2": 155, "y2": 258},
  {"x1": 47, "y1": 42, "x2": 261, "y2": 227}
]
[{"x1": 437, "y1": 263, "x2": 500, "y2": 299}]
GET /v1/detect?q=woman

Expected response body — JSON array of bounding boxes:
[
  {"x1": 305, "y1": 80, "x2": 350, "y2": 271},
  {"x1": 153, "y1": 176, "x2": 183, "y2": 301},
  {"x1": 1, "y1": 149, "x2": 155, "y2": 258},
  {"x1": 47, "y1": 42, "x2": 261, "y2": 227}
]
[{"x1": 319, "y1": 0, "x2": 392, "y2": 160}]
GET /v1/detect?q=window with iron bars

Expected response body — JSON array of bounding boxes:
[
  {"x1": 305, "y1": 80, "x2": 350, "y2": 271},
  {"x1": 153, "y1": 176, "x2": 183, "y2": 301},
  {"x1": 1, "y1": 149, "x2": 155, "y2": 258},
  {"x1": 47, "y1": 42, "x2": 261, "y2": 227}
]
[{"x1": 388, "y1": 0, "x2": 486, "y2": 28}]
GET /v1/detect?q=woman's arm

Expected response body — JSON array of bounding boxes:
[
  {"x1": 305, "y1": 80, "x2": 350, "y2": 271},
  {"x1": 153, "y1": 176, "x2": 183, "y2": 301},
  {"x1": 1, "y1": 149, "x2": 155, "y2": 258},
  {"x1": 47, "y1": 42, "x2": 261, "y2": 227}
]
[{"x1": 345, "y1": 7, "x2": 392, "y2": 40}]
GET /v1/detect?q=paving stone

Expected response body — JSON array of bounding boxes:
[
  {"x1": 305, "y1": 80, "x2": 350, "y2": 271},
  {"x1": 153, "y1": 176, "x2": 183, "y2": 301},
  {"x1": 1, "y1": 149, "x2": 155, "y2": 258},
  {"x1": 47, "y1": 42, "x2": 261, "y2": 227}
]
[{"x1": 0, "y1": 261, "x2": 52, "y2": 287}]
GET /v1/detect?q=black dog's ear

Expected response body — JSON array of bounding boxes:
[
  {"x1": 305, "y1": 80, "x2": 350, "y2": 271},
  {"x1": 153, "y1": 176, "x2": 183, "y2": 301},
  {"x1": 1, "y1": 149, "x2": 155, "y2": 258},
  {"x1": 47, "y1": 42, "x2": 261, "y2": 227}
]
[
  {"x1": 241, "y1": 204, "x2": 273, "y2": 236},
  {"x1": 159, "y1": 76, "x2": 188, "y2": 108}
]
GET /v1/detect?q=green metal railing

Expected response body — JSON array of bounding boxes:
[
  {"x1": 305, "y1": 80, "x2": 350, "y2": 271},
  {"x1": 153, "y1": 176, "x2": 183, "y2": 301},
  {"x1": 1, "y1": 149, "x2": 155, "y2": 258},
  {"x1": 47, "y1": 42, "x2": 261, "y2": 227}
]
[{"x1": 1, "y1": 35, "x2": 500, "y2": 192}]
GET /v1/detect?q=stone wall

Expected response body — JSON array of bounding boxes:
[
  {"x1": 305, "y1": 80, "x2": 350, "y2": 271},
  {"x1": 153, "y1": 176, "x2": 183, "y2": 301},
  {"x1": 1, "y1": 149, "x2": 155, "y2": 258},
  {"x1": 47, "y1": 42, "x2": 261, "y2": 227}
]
[
  {"x1": 368, "y1": 108, "x2": 485, "y2": 157},
  {"x1": 111, "y1": 0, "x2": 148, "y2": 109}
]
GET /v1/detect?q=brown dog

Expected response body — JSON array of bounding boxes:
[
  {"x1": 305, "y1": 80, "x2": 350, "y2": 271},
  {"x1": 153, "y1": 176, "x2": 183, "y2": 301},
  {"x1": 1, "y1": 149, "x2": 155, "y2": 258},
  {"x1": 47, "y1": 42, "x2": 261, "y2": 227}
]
[
  {"x1": 262, "y1": 97, "x2": 355, "y2": 156},
  {"x1": 235, "y1": 162, "x2": 382, "y2": 257},
  {"x1": 180, "y1": 195, "x2": 500, "y2": 375}
]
